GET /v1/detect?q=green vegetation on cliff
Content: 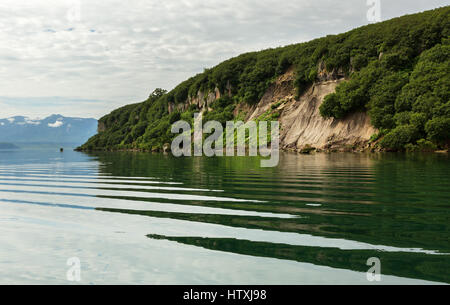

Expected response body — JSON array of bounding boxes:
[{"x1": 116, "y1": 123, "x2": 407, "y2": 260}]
[
  {"x1": 79, "y1": 7, "x2": 450, "y2": 152},
  {"x1": 320, "y1": 37, "x2": 449, "y2": 151}
]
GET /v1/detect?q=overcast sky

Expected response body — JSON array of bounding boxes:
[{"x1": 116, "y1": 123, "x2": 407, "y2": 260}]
[{"x1": 0, "y1": 0, "x2": 448, "y2": 119}]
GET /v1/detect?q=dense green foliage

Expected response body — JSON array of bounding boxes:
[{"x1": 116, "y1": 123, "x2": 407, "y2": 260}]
[
  {"x1": 321, "y1": 38, "x2": 450, "y2": 150},
  {"x1": 79, "y1": 7, "x2": 449, "y2": 152}
]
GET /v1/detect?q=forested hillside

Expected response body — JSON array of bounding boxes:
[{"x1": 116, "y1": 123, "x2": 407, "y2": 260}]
[{"x1": 78, "y1": 7, "x2": 449, "y2": 152}]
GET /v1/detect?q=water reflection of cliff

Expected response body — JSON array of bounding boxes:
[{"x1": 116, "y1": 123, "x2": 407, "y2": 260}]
[{"x1": 87, "y1": 151, "x2": 449, "y2": 283}]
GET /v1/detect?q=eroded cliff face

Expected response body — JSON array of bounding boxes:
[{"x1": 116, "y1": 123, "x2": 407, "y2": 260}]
[
  {"x1": 279, "y1": 85, "x2": 376, "y2": 151},
  {"x1": 168, "y1": 88, "x2": 221, "y2": 113},
  {"x1": 175, "y1": 67, "x2": 377, "y2": 152},
  {"x1": 245, "y1": 68, "x2": 377, "y2": 151},
  {"x1": 98, "y1": 121, "x2": 106, "y2": 133}
]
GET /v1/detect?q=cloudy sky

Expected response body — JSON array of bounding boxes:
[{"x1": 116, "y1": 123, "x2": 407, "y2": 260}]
[{"x1": 0, "y1": 0, "x2": 447, "y2": 119}]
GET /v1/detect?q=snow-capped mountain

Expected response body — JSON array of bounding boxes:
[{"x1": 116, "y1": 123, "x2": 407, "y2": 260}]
[{"x1": 0, "y1": 114, "x2": 97, "y2": 146}]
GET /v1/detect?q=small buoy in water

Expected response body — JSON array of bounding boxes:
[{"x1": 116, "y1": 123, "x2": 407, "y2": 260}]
[{"x1": 60, "y1": 148, "x2": 64, "y2": 152}]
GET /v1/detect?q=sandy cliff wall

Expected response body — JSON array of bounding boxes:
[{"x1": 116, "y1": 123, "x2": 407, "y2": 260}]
[
  {"x1": 175, "y1": 68, "x2": 377, "y2": 152},
  {"x1": 245, "y1": 68, "x2": 376, "y2": 151}
]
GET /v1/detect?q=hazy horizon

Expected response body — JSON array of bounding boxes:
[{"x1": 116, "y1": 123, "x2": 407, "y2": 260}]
[{"x1": 0, "y1": 0, "x2": 448, "y2": 119}]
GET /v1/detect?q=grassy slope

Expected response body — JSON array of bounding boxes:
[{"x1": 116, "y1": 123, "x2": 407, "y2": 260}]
[{"x1": 78, "y1": 6, "x2": 450, "y2": 152}]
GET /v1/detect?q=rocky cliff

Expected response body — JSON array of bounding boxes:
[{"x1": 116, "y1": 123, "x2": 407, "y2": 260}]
[
  {"x1": 247, "y1": 69, "x2": 376, "y2": 151},
  {"x1": 170, "y1": 67, "x2": 377, "y2": 152}
]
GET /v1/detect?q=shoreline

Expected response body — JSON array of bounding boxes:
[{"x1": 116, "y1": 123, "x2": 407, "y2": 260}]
[{"x1": 74, "y1": 146, "x2": 449, "y2": 155}]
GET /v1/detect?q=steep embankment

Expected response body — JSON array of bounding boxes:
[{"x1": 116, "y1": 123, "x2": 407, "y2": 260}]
[
  {"x1": 78, "y1": 7, "x2": 450, "y2": 152},
  {"x1": 240, "y1": 68, "x2": 377, "y2": 151},
  {"x1": 165, "y1": 67, "x2": 377, "y2": 151}
]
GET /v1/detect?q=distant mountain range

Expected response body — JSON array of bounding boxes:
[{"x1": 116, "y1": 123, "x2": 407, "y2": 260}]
[{"x1": 0, "y1": 115, "x2": 97, "y2": 146}]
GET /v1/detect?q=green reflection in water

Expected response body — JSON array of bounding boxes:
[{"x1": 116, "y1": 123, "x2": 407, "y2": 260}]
[
  {"x1": 87, "y1": 151, "x2": 450, "y2": 283},
  {"x1": 146, "y1": 234, "x2": 450, "y2": 284},
  {"x1": 97, "y1": 205, "x2": 449, "y2": 253}
]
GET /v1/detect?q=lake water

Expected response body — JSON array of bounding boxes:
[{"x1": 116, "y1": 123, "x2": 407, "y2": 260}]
[{"x1": 0, "y1": 148, "x2": 449, "y2": 284}]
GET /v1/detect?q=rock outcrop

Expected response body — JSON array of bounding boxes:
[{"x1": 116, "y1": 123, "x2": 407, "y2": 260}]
[
  {"x1": 248, "y1": 69, "x2": 376, "y2": 151},
  {"x1": 183, "y1": 67, "x2": 377, "y2": 152}
]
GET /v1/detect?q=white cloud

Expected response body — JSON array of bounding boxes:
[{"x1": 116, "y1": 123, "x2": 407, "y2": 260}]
[
  {"x1": 0, "y1": 0, "x2": 447, "y2": 118},
  {"x1": 48, "y1": 120, "x2": 64, "y2": 128},
  {"x1": 25, "y1": 118, "x2": 41, "y2": 125}
]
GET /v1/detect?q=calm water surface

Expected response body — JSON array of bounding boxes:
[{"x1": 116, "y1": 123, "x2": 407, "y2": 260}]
[{"x1": 0, "y1": 148, "x2": 449, "y2": 284}]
